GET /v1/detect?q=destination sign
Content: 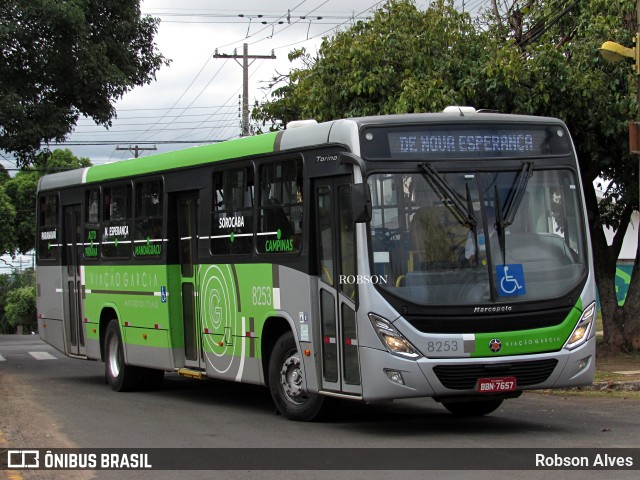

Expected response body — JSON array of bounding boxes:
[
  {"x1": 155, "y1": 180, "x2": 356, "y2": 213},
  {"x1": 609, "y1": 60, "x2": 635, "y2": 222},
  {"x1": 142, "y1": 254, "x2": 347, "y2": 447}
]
[
  {"x1": 391, "y1": 132, "x2": 534, "y2": 155},
  {"x1": 361, "y1": 124, "x2": 571, "y2": 160}
]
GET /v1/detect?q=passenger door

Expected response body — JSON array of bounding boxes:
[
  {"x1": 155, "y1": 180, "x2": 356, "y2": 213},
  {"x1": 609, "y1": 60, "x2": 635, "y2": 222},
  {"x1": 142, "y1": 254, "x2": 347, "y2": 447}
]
[
  {"x1": 175, "y1": 191, "x2": 204, "y2": 369},
  {"x1": 62, "y1": 204, "x2": 86, "y2": 357},
  {"x1": 314, "y1": 176, "x2": 362, "y2": 395}
]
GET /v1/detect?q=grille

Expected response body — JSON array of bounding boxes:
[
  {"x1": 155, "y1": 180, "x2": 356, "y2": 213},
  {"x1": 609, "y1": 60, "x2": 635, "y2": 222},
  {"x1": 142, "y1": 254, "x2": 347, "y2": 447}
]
[
  {"x1": 406, "y1": 307, "x2": 572, "y2": 334},
  {"x1": 433, "y1": 359, "x2": 558, "y2": 390}
]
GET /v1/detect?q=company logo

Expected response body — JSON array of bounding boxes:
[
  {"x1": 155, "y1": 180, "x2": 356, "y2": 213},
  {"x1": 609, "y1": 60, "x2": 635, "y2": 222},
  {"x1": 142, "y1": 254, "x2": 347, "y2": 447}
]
[
  {"x1": 489, "y1": 338, "x2": 502, "y2": 353},
  {"x1": 473, "y1": 305, "x2": 513, "y2": 314},
  {"x1": 8, "y1": 450, "x2": 40, "y2": 468},
  {"x1": 505, "y1": 336, "x2": 561, "y2": 347}
]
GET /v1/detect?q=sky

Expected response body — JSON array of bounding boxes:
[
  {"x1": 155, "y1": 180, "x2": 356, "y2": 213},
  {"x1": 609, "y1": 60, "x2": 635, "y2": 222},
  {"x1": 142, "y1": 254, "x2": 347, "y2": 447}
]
[{"x1": 2, "y1": 0, "x2": 487, "y2": 170}]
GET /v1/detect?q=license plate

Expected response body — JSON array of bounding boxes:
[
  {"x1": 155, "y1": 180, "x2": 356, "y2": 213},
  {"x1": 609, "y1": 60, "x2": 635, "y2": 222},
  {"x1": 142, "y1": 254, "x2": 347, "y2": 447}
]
[{"x1": 476, "y1": 377, "x2": 517, "y2": 393}]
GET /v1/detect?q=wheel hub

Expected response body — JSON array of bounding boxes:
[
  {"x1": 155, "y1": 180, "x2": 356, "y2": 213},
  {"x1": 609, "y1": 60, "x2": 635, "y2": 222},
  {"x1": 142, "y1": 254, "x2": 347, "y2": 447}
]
[{"x1": 280, "y1": 351, "x2": 307, "y2": 404}]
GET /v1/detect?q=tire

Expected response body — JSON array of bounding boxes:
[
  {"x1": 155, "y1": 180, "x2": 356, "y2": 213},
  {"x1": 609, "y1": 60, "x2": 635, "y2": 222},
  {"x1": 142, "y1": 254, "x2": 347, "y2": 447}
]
[
  {"x1": 104, "y1": 319, "x2": 142, "y2": 392},
  {"x1": 442, "y1": 398, "x2": 504, "y2": 417},
  {"x1": 269, "y1": 331, "x2": 325, "y2": 421}
]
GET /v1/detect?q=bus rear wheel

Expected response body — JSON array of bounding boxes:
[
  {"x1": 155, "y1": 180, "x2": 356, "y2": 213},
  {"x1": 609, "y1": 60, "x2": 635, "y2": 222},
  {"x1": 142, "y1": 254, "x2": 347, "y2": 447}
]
[
  {"x1": 269, "y1": 331, "x2": 325, "y2": 421},
  {"x1": 442, "y1": 398, "x2": 504, "y2": 416},
  {"x1": 104, "y1": 319, "x2": 142, "y2": 392}
]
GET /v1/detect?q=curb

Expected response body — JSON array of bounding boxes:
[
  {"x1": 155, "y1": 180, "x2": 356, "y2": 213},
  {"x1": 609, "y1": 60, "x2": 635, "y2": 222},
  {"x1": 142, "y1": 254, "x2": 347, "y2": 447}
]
[{"x1": 559, "y1": 381, "x2": 640, "y2": 393}]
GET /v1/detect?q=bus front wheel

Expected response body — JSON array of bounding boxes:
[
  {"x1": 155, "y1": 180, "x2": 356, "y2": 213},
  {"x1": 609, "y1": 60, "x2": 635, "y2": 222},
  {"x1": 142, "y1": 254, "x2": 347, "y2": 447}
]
[
  {"x1": 269, "y1": 331, "x2": 325, "y2": 421},
  {"x1": 442, "y1": 398, "x2": 504, "y2": 416},
  {"x1": 104, "y1": 319, "x2": 142, "y2": 392}
]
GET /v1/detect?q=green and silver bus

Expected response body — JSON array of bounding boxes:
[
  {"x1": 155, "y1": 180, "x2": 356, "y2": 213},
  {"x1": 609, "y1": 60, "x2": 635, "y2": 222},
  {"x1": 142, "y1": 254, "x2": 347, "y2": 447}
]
[{"x1": 36, "y1": 108, "x2": 596, "y2": 420}]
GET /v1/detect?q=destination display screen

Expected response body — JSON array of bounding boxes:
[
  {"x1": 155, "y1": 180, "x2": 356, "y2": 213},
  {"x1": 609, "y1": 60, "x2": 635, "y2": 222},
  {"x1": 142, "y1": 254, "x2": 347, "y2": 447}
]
[{"x1": 361, "y1": 124, "x2": 572, "y2": 160}]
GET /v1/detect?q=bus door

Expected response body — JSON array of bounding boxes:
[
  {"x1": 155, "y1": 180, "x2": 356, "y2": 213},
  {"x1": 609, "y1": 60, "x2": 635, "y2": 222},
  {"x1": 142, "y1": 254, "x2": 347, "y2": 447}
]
[
  {"x1": 175, "y1": 191, "x2": 204, "y2": 369},
  {"x1": 62, "y1": 204, "x2": 85, "y2": 357},
  {"x1": 314, "y1": 176, "x2": 362, "y2": 395}
]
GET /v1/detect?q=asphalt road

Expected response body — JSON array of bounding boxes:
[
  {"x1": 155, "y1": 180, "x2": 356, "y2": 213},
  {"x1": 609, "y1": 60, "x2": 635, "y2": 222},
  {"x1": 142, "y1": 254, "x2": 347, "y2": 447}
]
[{"x1": 1, "y1": 334, "x2": 639, "y2": 480}]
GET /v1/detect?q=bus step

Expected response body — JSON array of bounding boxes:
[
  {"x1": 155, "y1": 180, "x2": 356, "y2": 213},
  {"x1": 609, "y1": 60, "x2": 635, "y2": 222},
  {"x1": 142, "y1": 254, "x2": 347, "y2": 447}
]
[{"x1": 177, "y1": 368, "x2": 207, "y2": 380}]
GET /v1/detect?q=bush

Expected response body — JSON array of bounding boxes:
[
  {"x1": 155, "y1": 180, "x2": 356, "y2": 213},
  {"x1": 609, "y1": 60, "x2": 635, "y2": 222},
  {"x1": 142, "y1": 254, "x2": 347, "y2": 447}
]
[
  {"x1": 5, "y1": 285, "x2": 36, "y2": 333},
  {"x1": 0, "y1": 270, "x2": 35, "y2": 333}
]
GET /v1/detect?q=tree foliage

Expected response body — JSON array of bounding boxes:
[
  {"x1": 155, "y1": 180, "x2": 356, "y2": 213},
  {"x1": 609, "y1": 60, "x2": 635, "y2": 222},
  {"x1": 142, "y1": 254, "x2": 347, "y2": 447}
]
[
  {"x1": 0, "y1": 0, "x2": 169, "y2": 166},
  {"x1": 253, "y1": 0, "x2": 640, "y2": 352},
  {"x1": 0, "y1": 269, "x2": 34, "y2": 333},
  {"x1": 5, "y1": 285, "x2": 36, "y2": 331},
  {"x1": 0, "y1": 186, "x2": 16, "y2": 256},
  {"x1": 254, "y1": 0, "x2": 481, "y2": 127}
]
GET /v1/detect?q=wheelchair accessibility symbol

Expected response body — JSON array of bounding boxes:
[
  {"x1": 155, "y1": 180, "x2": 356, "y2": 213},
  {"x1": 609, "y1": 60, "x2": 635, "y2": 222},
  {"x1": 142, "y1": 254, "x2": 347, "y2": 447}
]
[{"x1": 496, "y1": 264, "x2": 526, "y2": 297}]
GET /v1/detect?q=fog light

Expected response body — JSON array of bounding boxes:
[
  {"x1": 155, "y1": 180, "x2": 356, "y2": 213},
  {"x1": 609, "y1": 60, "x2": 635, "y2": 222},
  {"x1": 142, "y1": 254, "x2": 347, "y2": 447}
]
[
  {"x1": 578, "y1": 356, "x2": 590, "y2": 371},
  {"x1": 384, "y1": 369, "x2": 405, "y2": 385}
]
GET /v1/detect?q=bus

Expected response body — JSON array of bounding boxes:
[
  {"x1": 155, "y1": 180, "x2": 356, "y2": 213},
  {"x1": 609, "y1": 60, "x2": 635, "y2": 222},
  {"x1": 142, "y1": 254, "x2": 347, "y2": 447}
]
[{"x1": 36, "y1": 108, "x2": 596, "y2": 420}]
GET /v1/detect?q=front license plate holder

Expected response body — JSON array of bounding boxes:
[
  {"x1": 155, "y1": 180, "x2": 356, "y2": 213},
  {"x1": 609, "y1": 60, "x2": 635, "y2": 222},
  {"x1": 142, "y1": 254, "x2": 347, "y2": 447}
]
[{"x1": 476, "y1": 376, "x2": 517, "y2": 393}]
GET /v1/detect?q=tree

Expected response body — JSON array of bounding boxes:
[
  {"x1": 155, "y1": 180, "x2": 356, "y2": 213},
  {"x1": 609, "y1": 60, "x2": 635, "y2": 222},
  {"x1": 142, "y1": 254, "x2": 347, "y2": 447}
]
[
  {"x1": 254, "y1": 0, "x2": 481, "y2": 128},
  {"x1": 5, "y1": 285, "x2": 36, "y2": 333},
  {"x1": 0, "y1": 0, "x2": 169, "y2": 166},
  {"x1": 0, "y1": 185, "x2": 16, "y2": 255},
  {"x1": 0, "y1": 269, "x2": 34, "y2": 333},
  {"x1": 0, "y1": 149, "x2": 90, "y2": 256},
  {"x1": 253, "y1": 0, "x2": 640, "y2": 352},
  {"x1": 0, "y1": 165, "x2": 10, "y2": 184},
  {"x1": 477, "y1": 0, "x2": 639, "y2": 352}
]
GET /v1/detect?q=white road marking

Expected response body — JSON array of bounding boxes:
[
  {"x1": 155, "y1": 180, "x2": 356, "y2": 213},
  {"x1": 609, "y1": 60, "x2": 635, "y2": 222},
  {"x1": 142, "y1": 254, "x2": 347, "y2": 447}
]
[
  {"x1": 0, "y1": 354, "x2": 6, "y2": 362},
  {"x1": 29, "y1": 351, "x2": 57, "y2": 360}
]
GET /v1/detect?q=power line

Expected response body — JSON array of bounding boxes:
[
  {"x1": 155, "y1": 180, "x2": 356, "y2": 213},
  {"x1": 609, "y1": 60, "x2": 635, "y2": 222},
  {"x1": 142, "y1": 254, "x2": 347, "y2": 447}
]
[
  {"x1": 51, "y1": 140, "x2": 226, "y2": 146},
  {"x1": 114, "y1": 1, "x2": 382, "y2": 145},
  {"x1": 268, "y1": 0, "x2": 386, "y2": 54},
  {"x1": 115, "y1": 105, "x2": 238, "y2": 112},
  {"x1": 133, "y1": 58, "x2": 230, "y2": 141},
  {"x1": 517, "y1": 0, "x2": 578, "y2": 48},
  {"x1": 76, "y1": 118, "x2": 235, "y2": 129},
  {"x1": 77, "y1": 112, "x2": 235, "y2": 123},
  {"x1": 214, "y1": 0, "x2": 311, "y2": 50}
]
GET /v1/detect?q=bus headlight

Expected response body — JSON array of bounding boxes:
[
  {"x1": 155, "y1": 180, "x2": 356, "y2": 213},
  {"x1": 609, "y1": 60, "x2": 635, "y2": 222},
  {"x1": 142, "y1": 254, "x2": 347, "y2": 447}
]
[
  {"x1": 369, "y1": 313, "x2": 422, "y2": 359},
  {"x1": 564, "y1": 302, "x2": 596, "y2": 350}
]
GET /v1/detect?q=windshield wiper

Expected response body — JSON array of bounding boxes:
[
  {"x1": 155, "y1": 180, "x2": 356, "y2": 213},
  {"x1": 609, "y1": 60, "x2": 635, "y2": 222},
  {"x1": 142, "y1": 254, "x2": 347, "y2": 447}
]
[
  {"x1": 419, "y1": 162, "x2": 476, "y2": 228},
  {"x1": 494, "y1": 161, "x2": 534, "y2": 264},
  {"x1": 503, "y1": 161, "x2": 533, "y2": 227},
  {"x1": 495, "y1": 186, "x2": 507, "y2": 265}
]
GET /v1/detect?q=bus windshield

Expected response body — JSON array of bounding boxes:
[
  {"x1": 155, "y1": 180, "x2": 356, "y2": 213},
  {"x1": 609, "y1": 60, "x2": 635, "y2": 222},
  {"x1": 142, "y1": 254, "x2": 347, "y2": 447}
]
[{"x1": 367, "y1": 168, "x2": 586, "y2": 305}]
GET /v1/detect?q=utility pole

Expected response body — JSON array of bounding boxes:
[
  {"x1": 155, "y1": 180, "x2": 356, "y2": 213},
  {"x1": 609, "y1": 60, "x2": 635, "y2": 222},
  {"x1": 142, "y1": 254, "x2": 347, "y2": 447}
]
[
  {"x1": 116, "y1": 145, "x2": 157, "y2": 158},
  {"x1": 214, "y1": 43, "x2": 276, "y2": 136}
]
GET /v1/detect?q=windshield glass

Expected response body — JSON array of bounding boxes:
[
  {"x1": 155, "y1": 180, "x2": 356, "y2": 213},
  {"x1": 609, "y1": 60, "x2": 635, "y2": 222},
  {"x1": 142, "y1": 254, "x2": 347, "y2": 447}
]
[{"x1": 367, "y1": 168, "x2": 586, "y2": 306}]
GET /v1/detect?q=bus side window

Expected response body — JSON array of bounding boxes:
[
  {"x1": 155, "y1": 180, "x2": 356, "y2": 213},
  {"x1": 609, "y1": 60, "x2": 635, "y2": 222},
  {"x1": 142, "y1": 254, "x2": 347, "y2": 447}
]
[
  {"x1": 102, "y1": 184, "x2": 132, "y2": 259},
  {"x1": 257, "y1": 158, "x2": 303, "y2": 254},
  {"x1": 134, "y1": 180, "x2": 163, "y2": 258},
  {"x1": 83, "y1": 189, "x2": 100, "y2": 260},
  {"x1": 211, "y1": 166, "x2": 254, "y2": 255},
  {"x1": 38, "y1": 194, "x2": 59, "y2": 261}
]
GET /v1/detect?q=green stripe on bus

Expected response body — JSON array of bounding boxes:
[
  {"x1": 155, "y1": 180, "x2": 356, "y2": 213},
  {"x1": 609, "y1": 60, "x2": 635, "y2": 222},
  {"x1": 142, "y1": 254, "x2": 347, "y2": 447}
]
[
  {"x1": 84, "y1": 132, "x2": 278, "y2": 183},
  {"x1": 472, "y1": 300, "x2": 583, "y2": 357}
]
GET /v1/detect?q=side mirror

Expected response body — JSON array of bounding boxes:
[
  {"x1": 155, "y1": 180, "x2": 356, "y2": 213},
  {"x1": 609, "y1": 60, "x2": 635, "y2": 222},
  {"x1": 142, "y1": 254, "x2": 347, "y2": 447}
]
[{"x1": 351, "y1": 183, "x2": 372, "y2": 223}]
